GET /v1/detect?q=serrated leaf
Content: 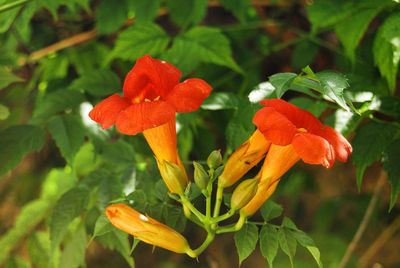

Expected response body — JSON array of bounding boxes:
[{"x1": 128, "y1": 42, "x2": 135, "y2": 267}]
[
  {"x1": 59, "y1": 224, "x2": 86, "y2": 268},
  {"x1": 268, "y1": 73, "x2": 297, "y2": 98},
  {"x1": 383, "y1": 139, "x2": 400, "y2": 210},
  {"x1": 260, "y1": 200, "x2": 283, "y2": 221},
  {"x1": 164, "y1": 206, "x2": 187, "y2": 232},
  {"x1": 96, "y1": 0, "x2": 129, "y2": 34},
  {"x1": 70, "y1": 69, "x2": 121, "y2": 96},
  {"x1": 260, "y1": 224, "x2": 279, "y2": 268},
  {"x1": 373, "y1": 12, "x2": 400, "y2": 92},
  {"x1": 126, "y1": 190, "x2": 147, "y2": 212},
  {"x1": 163, "y1": 26, "x2": 242, "y2": 74},
  {"x1": 0, "y1": 67, "x2": 23, "y2": 89},
  {"x1": 234, "y1": 223, "x2": 258, "y2": 265},
  {"x1": 50, "y1": 187, "x2": 90, "y2": 252},
  {"x1": 48, "y1": 115, "x2": 85, "y2": 165},
  {"x1": 226, "y1": 99, "x2": 258, "y2": 149},
  {"x1": 131, "y1": 0, "x2": 160, "y2": 23},
  {"x1": 110, "y1": 23, "x2": 170, "y2": 62},
  {"x1": 0, "y1": 125, "x2": 45, "y2": 176},
  {"x1": 93, "y1": 214, "x2": 113, "y2": 238},
  {"x1": 167, "y1": 0, "x2": 207, "y2": 28},
  {"x1": 201, "y1": 92, "x2": 239, "y2": 110},
  {"x1": 98, "y1": 229, "x2": 134, "y2": 267},
  {"x1": 31, "y1": 89, "x2": 84, "y2": 123},
  {"x1": 0, "y1": 200, "x2": 50, "y2": 265},
  {"x1": 352, "y1": 122, "x2": 398, "y2": 189},
  {"x1": 316, "y1": 71, "x2": 350, "y2": 111},
  {"x1": 278, "y1": 227, "x2": 297, "y2": 268}
]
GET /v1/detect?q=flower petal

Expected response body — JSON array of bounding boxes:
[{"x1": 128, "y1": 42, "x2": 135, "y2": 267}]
[
  {"x1": 253, "y1": 107, "x2": 297, "y2": 145},
  {"x1": 166, "y1": 78, "x2": 212, "y2": 113},
  {"x1": 89, "y1": 94, "x2": 130, "y2": 129},
  {"x1": 319, "y1": 126, "x2": 352, "y2": 162},
  {"x1": 260, "y1": 99, "x2": 323, "y2": 133},
  {"x1": 123, "y1": 55, "x2": 181, "y2": 101},
  {"x1": 115, "y1": 101, "x2": 175, "y2": 135},
  {"x1": 292, "y1": 133, "x2": 334, "y2": 168}
]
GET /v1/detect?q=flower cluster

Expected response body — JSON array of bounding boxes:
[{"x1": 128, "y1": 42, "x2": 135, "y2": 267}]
[{"x1": 89, "y1": 55, "x2": 352, "y2": 257}]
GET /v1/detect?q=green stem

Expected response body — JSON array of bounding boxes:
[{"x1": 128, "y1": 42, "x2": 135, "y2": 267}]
[
  {"x1": 213, "y1": 185, "x2": 224, "y2": 218},
  {"x1": 193, "y1": 231, "x2": 215, "y2": 256},
  {"x1": 0, "y1": 0, "x2": 30, "y2": 13},
  {"x1": 216, "y1": 213, "x2": 246, "y2": 234},
  {"x1": 180, "y1": 196, "x2": 205, "y2": 222},
  {"x1": 212, "y1": 208, "x2": 235, "y2": 223}
]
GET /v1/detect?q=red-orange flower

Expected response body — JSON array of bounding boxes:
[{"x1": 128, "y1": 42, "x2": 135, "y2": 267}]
[
  {"x1": 89, "y1": 55, "x2": 212, "y2": 194},
  {"x1": 241, "y1": 99, "x2": 352, "y2": 216}
]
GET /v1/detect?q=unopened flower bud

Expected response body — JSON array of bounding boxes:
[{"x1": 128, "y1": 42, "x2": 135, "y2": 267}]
[
  {"x1": 207, "y1": 150, "x2": 223, "y2": 169},
  {"x1": 157, "y1": 160, "x2": 187, "y2": 195},
  {"x1": 193, "y1": 161, "x2": 209, "y2": 189},
  {"x1": 106, "y1": 204, "x2": 195, "y2": 256},
  {"x1": 231, "y1": 178, "x2": 259, "y2": 210}
]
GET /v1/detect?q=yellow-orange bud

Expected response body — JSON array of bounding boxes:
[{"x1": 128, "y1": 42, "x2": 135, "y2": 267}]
[
  {"x1": 218, "y1": 130, "x2": 271, "y2": 188},
  {"x1": 230, "y1": 177, "x2": 259, "y2": 210},
  {"x1": 157, "y1": 160, "x2": 187, "y2": 195},
  {"x1": 106, "y1": 204, "x2": 195, "y2": 256}
]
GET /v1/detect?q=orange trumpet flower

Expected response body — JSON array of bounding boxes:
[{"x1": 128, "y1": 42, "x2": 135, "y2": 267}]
[
  {"x1": 106, "y1": 204, "x2": 196, "y2": 257},
  {"x1": 89, "y1": 55, "x2": 212, "y2": 194},
  {"x1": 241, "y1": 99, "x2": 352, "y2": 216}
]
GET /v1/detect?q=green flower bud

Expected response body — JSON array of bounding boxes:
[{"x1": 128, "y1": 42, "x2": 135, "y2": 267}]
[
  {"x1": 231, "y1": 178, "x2": 259, "y2": 210},
  {"x1": 193, "y1": 161, "x2": 209, "y2": 190},
  {"x1": 158, "y1": 160, "x2": 187, "y2": 195},
  {"x1": 207, "y1": 150, "x2": 223, "y2": 169}
]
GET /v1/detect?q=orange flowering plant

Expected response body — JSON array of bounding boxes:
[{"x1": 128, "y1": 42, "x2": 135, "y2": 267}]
[{"x1": 88, "y1": 55, "x2": 352, "y2": 264}]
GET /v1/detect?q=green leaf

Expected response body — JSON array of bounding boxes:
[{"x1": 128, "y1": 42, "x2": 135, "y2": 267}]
[
  {"x1": 167, "y1": 0, "x2": 207, "y2": 28},
  {"x1": 278, "y1": 227, "x2": 297, "y2": 268},
  {"x1": 48, "y1": 115, "x2": 86, "y2": 165},
  {"x1": 219, "y1": 0, "x2": 251, "y2": 22},
  {"x1": 268, "y1": 73, "x2": 298, "y2": 98},
  {"x1": 96, "y1": 0, "x2": 129, "y2": 34},
  {"x1": 27, "y1": 232, "x2": 54, "y2": 268},
  {"x1": 126, "y1": 190, "x2": 147, "y2": 212},
  {"x1": 40, "y1": 168, "x2": 77, "y2": 202},
  {"x1": 0, "y1": 1, "x2": 22, "y2": 33},
  {"x1": 49, "y1": 187, "x2": 90, "y2": 252},
  {"x1": 31, "y1": 89, "x2": 84, "y2": 123},
  {"x1": 59, "y1": 223, "x2": 87, "y2": 268},
  {"x1": 0, "y1": 103, "x2": 10, "y2": 120},
  {"x1": 315, "y1": 71, "x2": 350, "y2": 111},
  {"x1": 93, "y1": 214, "x2": 113, "y2": 238},
  {"x1": 260, "y1": 224, "x2": 279, "y2": 268},
  {"x1": 0, "y1": 125, "x2": 45, "y2": 176},
  {"x1": 0, "y1": 67, "x2": 23, "y2": 89},
  {"x1": 335, "y1": 5, "x2": 384, "y2": 61},
  {"x1": 70, "y1": 69, "x2": 121, "y2": 96},
  {"x1": 131, "y1": 0, "x2": 160, "y2": 23},
  {"x1": 201, "y1": 92, "x2": 239, "y2": 110},
  {"x1": 373, "y1": 12, "x2": 400, "y2": 92},
  {"x1": 0, "y1": 200, "x2": 50, "y2": 265},
  {"x1": 352, "y1": 122, "x2": 398, "y2": 189},
  {"x1": 383, "y1": 139, "x2": 400, "y2": 210},
  {"x1": 234, "y1": 223, "x2": 258, "y2": 266},
  {"x1": 260, "y1": 200, "x2": 283, "y2": 221},
  {"x1": 97, "y1": 229, "x2": 134, "y2": 267},
  {"x1": 164, "y1": 206, "x2": 187, "y2": 232},
  {"x1": 326, "y1": 109, "x2": 361, "y2": 136},
  {"x1": 163, "y1": 26, "x2": 242, "y2": 74},
  {"x1": 110, "y1": 23, "x2": 170, "y2": 62},
  {"x1": 291, "y1": 40, "x2": 319, "y2": 70},
  {"x1": 226, "y1": 99, "x2": 258, "y2": 149}
]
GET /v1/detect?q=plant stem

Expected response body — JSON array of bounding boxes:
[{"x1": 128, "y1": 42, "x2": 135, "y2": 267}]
[
  {"x1": 213, "y1": 185, "x2": 224, "y2": 218},
  {"x1": 193, "y1": 231, "x2": 215, "y2": 256},
  {"x1": 338, "y1": 172, "x2": 386, "y2": 268},
  {"x1": 180, "y1": 196, "x2": 206, "y2": 222},
  {"x1": 0, "y1": 0, "x2": 30, "y2": 13},
  {"x1": 212, "y1": 209, "x2": 235, "y2": 223},
  {"x1": 216, "y1": 213, "x2": 247, "y2": 234}
]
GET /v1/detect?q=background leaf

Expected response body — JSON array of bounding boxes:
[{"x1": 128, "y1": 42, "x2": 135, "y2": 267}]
[{"x1": 234, "y1": 223, "x2": 258, "y2": 265}]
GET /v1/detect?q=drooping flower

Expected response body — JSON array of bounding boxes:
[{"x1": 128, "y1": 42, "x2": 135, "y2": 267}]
[
  {"x1": 106, "y1": 204, "x2": 196, "y2": 257},
  {"x1": 241, "y1": 99, "x2": 352, "y2": 216},
  {"x1": 89, "y1": 55, "x2": 212, "y2": 194},
  {"x1": 218, "y1": 129, "x2": 270, "y2": 188}
]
